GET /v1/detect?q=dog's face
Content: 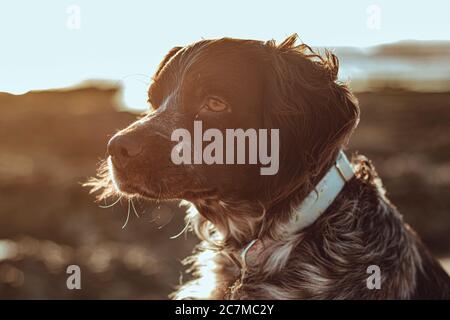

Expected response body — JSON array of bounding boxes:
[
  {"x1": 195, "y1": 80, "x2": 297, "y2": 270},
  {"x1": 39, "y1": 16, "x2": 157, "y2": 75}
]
[
  {"x1": 108, "y1": 40, "x2": 266, "y2": 202},
  {"x1": 105, "y1": 35, "x2": 359, "y2": 207}
]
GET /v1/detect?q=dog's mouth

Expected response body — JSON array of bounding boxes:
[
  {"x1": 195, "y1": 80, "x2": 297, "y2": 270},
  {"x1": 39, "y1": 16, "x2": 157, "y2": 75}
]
[
  {"x1": 107, "y1": 156, "x2": 216, "y2": 201},
  {"x1": 107, "y1": 157, "x2": 157, "y2": 198}
]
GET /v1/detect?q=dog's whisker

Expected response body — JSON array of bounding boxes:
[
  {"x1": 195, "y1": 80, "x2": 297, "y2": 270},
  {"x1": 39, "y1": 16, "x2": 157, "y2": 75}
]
[
  {"x1": 157, "y1": 184, "x2": 163, "y2": 204},
  {"x1": 149, "y1": 215, "x2": 159, "y2": 223},
  {"x1": 130, "y1": 198, "x2": 140, "y2": 218},
  {"x1": 148, "y1": 204, "x2": 160, "y2": 223},
  {"x1": 170, "y1": 217, "x2": 191, "y2": 239},
  {"x1": 157, "y1": 212, "x2": 173, "y2": 230},
  {"x1": 116, "y1": 73, "x2": 151, "y2": 87},
  {"x1": 157, "y1": 221, "x2": 170, "y2": 230},
  {"x1": 121, "y1": 199, "x2": 132, "y2": 229},
  {"x1": 99, "y1": 195, "x2": 123, "y2": 209}
]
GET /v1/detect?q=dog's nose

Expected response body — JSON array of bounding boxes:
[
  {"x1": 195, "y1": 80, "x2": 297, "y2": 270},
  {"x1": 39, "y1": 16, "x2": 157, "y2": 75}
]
[{"x1": 107, "y1": 134, "x2": 143, "y2": 167}]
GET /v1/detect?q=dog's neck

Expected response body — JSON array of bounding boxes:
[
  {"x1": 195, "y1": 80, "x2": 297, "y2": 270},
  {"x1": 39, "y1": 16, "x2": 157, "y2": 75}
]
[
  {"x1": 191, "y1": 151, "x2": 354, "y2": 252},
  {"x1": 192, "y1": 151, "x2": 355, "y2": 298},
  {"x1": 236, "y1": 151, "x2": 355, "y2": 268},
  {"x1": 283, "y1": 150, "x2": 354, "y2": 233}
]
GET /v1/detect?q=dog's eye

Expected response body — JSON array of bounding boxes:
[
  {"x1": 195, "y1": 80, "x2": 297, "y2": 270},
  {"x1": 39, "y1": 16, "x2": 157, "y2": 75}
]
[{"x1": 203, "y1": 97, "x2": 228, "y2": 112}]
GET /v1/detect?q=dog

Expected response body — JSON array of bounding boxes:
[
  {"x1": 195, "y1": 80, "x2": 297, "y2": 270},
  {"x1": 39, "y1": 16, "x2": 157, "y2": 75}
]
[{"x1": 87, "y1": 34, "x2": 450, "y2": 299}]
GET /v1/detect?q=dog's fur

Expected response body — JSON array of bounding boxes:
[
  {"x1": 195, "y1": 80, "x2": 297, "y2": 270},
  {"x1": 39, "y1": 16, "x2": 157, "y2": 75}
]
[{"x1": 87, "y1": 34, "x2": 450, "y2": 299}]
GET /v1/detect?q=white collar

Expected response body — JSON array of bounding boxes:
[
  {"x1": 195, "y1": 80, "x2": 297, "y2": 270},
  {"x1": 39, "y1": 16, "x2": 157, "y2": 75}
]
[
  {"x1": 240, "y1": 150, "x2": 354, "y2": 266},
  {"x1": 290, "y1": 150, "x2": 354, "y2": 232}
]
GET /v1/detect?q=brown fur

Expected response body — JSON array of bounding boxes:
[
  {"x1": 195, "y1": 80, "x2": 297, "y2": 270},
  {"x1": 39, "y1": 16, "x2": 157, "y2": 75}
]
[{"x1": 174, "y1": 156, "x2": 450, "y2": 299}]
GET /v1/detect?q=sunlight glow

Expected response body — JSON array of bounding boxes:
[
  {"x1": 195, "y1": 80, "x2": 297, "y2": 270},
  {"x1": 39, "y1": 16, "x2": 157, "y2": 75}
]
[{"x1": 1, "y1": 0, "x2": 449, "y2": 108}]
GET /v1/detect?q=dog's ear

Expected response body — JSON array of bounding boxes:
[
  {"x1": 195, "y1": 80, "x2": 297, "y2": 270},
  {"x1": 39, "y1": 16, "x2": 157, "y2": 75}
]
[
  {"x1": 153, "y1": 46, "x2": 183, "y2": 78},
  {"x1": 262, "y1": 34, "x2": 360, "y2": 198}
]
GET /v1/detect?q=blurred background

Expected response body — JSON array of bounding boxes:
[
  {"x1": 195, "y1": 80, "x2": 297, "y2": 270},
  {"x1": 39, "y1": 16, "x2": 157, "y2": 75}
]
[{"x1": 0, "y1": 0, "x2": 449, "y2": 299}]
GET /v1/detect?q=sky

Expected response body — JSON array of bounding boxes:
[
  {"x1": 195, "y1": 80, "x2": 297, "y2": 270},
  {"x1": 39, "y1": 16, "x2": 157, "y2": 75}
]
[{"x1": 1, "y1": 0, "x2": 449, "y2": 109}]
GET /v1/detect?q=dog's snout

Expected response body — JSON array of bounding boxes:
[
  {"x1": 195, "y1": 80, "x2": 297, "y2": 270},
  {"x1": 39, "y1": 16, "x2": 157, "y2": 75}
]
[{"x1": 107, "y1": 134, "x2": 143, "y2": 167}]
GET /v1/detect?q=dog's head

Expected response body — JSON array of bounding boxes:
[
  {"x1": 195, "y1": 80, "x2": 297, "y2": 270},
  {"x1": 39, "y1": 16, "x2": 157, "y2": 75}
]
[{"x1": 89, "y1": 34, "x2": 359, "y2": 218}]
